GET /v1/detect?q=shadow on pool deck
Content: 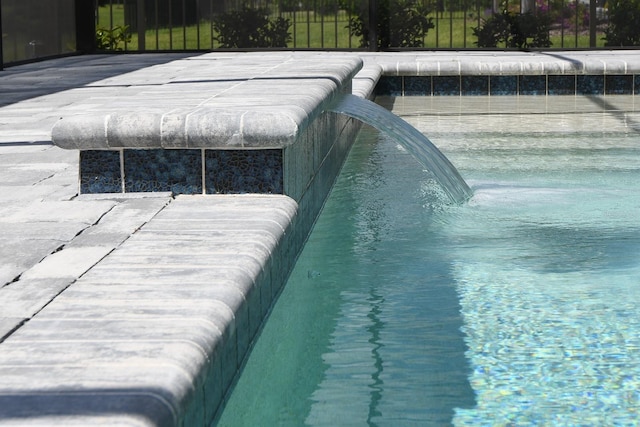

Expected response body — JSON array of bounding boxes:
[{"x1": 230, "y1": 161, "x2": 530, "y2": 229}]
[{"x1": 0, "y1": 54, "x2": 193, "y2": 107}]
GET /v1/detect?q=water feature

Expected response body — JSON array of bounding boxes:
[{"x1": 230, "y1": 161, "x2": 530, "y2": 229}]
[
  {"x1": 328, "y1": 94, "x2": 473, "y2": 204},
  {"x1": 217, "y1": 95, "x2": 640, "y2": 425}
]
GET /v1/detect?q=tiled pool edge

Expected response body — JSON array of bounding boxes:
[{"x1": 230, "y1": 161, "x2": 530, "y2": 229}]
[{"x1": 374, "y1": 74, "x2": 640, "y2": 96}]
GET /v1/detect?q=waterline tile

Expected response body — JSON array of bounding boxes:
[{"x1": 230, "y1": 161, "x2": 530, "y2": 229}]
[
  {"x1": 80, "y1": 150, "x2": 122, "y2": 194},
  {"x1": 124, "y1": 149, "x2": 202, "y2": 194}
]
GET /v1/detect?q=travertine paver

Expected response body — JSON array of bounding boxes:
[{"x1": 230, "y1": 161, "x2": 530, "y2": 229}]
[
  {"x1": 0, "y1": 195, "x2": 298, "y2": 426},
  {"x1": 0, "y1": 140, "x2": 173, "y2": 343}
]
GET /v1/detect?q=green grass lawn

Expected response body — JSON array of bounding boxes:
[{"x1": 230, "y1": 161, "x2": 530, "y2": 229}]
[{"x1": 96, "y1": 5, "x2": 607, "y2": 51}]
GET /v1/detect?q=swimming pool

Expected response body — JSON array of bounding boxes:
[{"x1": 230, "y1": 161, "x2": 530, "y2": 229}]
[{"x1": 217, "y1": 95, "x2": 640, "y2": 425}]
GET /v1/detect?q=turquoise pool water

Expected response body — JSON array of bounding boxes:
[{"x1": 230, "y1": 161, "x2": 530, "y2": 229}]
[{"x1": 218, "y1": 95, "x2": 640, "y2": 426}]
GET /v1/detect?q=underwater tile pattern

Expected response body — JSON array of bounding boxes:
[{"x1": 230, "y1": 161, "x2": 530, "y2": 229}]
[
  {"x1": 80, "y1": 150, "x2": 122, "y2": 193},
  {"x1": 205, "y1": 149, "x2": 283, "y2": 194},
  {"x1": 124, "y1": 149, "x2": 202, "y2": 194}
]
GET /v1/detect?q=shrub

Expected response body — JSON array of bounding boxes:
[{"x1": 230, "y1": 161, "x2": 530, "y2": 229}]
[
  {"x1": 349, "y1": 0, "x2": 435, "y2": 49},
  {"x1": 473, "y1": 10, "x2": 552, "y2": 48},
  {"x1": 212, "y1": 6, "x2": 292, "y2": 48},
  {"x1": 96, "y1": 25, "x2": 132, "y2": 51},
  {"x1": 604, "y1": 0, "x2": 640, "y2": 46}
]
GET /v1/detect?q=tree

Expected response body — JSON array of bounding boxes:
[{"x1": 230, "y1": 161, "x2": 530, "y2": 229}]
[
  {"x1": 212, "y1": 6, "x2": 291, "y2": 48},
  {"x1": 473, "y1": 9, "x2": 551, "y2": 48},
  {"x1": 349, "y1": 0, "x2": 435, "y2": 49},
  {"x1": 604, "y1": 0, "x2": 640, "y2": 46}
]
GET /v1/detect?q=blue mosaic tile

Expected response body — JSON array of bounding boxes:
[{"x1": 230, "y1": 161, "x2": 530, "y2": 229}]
[
  {"x1": 404, "y1": 76, "x2": 431, "y2": 96},
  {"x1": 490, "y1": 75, "x2": 517, "y2": 95},
  {"x1": 124, "y1": 149, "x2": 202, "y2": 194},
  {"x1": 605, "y1": 75, "x2": 634, "y2": 95},
  {"x1": 519, "y1": 75, "x2": 546, "y2": 95},
  {"x1": 80, "y1": 150, "x2": 122, "y2": 194},
  {"x1": 433, "y1": 76, "x2": 460, "y2": 96},
  {"x1": 462, "y1": 76, "x2": 489, "y2": 95},
  {"x1": 548, "y1": 75, "x2": 576, "y2": 95},
  {"x1": 375, "y1": 76, "x2": 403, "y2": 96},
  {"x1": 577, "y1": 75, "x2": 604, "y2": 95},
  {"x1": 205, "y1": 149, "x2": 283, "y2": 194}
]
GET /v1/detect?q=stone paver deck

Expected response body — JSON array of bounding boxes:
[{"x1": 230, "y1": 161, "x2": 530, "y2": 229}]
[{"x1": 1, "y1": 50, "x2": 639, "y2": 426}]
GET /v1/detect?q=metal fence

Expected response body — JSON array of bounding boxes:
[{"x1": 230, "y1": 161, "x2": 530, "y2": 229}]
[
  {"x1": 94, "y1": 0, "x2": 614, "y2": 52},
  {"x1": 0, "y1": 0, "x2": 629, "y2": 69},
  {"x1": 1, "y1": 0, "x2": 77, "y2": 68}
]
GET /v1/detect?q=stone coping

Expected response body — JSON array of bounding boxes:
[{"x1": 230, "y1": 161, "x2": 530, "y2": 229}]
[
  {"x1": 360, "y1": 50, "x2": 640, "y2": 77},
  {"x1": 44, "y1": 50, "x2": 640, "y2": 151},
  {"x1": 1, "y1": 50, "x2": 637, "y2": 148},
  {"x1": 50, "y1": 53, "x2": 362, "y2": 150}
]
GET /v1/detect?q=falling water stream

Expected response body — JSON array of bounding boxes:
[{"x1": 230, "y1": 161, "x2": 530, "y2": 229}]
[{"x1": 328, "y1": 94, "x2": 473, "y2": 204}]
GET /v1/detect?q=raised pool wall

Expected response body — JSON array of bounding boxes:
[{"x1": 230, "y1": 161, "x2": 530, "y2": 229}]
[
  {"x1": 48, "y1": 53, "x2": 367, "y2": 424},
  {"x1": 31, "y1": 51, "x2": 640, "y2": 426}
]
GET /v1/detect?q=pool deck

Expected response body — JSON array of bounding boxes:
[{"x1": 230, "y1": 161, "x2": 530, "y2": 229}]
[{"x1": 1, "y1": 50, "x2": 639, "y2": 426}]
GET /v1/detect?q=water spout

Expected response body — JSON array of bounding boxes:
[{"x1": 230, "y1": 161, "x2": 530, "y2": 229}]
[{"x1": 328, "y1": 94, "x2": 473, "y2": 204}]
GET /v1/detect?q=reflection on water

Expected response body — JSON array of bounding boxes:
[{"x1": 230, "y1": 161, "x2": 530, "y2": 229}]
[
  {"x1": 218, "y1": 96, "x2": 640, "y2": 426},
  {"x1": 218, "y1": 127, "x2": 475, "y2": 426}
]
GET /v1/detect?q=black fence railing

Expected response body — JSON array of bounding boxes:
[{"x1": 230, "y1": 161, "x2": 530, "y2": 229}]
[
  {"x1": 0, "y1": 0, "x2": 637, "y2": 69},
  {"x1": 1, "y1": 4, "x2": 4, "y2": 70},
  {"x1": 93, "y1": 0, "x2": 624, "y2": 52}
]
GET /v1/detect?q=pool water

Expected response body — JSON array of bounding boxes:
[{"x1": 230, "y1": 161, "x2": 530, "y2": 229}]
[{"x1": 217, "y1": 95, "x2": 640, "y2": 426}]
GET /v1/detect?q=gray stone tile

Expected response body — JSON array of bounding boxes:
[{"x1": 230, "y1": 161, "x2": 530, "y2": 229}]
[
  {"x1": 0, "y1": 318, "x2": 25, "y2": 342},
  {"x1": 0, "y1": 278, "x2": 71, "y2": 318}
]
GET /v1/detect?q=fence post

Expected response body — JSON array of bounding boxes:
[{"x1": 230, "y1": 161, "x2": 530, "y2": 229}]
[
  {"x1": 589, "y1": 0, "x2": 597, "y2": 47},
  {"x1": 137, "y1": 0, "x2": 146, "y2": 51},
  {"x1": 76, "y1": 0, "x2": 97, "y2": 54},
  {"x1": 0, "y1": 1, "x2": 3, "y2": 71},
  {"x1": 368, "y1": 0, "x2": 378, "y2": 51}
]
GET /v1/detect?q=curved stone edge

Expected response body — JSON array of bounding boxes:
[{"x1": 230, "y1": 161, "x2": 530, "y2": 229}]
[
  {"x1": 365, "y1": 50, "x2": 640, "y2": 76},
  {"x1": 51, "y1": 54, "x2": 363, "y2": 151}
]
